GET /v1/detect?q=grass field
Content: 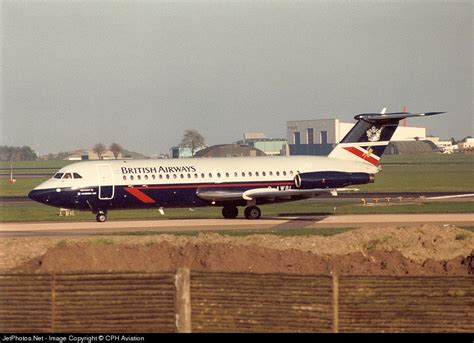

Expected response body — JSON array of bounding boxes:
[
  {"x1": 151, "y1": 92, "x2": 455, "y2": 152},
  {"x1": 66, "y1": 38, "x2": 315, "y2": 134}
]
[
  {"x1": 377, "y1": 153, "x2": 473, "y2": 164},
  {"x1": 0, "y1": 178, "x2": 48, "y2": 197},
  {"x1": 0, "y1": 200, "x2": 473, "y2": 223},
  {"x1": 0, "y1": 160, "x2": 72, "y2": 170}
]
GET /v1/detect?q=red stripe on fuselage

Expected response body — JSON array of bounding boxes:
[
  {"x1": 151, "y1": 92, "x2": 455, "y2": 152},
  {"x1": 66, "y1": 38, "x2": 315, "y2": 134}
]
[
  {"x1": 123, "y1": 181, "x2": 294, "y2": 203},
  {"x1": 124, "y1": 187, "x2": 156, "y2": 203},
  {"x1": 343, "y1": 147, "x2": 379, "y2": 166},
  {"x1": 134, "y1": 181, "x2": 294, "y2": 190}
]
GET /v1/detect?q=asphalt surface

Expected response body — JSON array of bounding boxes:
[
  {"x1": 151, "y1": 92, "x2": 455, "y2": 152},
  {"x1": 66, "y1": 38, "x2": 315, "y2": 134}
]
[{"x1": 1, "y1": 213, "x2": 473, "y2": 237}]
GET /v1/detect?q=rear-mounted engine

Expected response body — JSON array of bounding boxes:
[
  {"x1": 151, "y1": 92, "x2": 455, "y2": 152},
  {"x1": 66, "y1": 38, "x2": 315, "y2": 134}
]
[{"x1": 294, "y1": 171, "x2": 373, "y2": 189}]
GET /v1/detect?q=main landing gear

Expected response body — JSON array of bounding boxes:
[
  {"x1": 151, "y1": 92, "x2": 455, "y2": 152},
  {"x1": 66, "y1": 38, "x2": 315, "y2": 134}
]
[
  {"x1": 95, "y1": 210, "x2": 107, "y2": 223},
  {"x1": 221, "y1": 205, "x2": 261, "y2": 219},
  {"x1": 244, "y1": 206, "x2": 261, "y2": 220},
  {"x1": 222, "y1": 205, "x2": 239, "y2": 219}
]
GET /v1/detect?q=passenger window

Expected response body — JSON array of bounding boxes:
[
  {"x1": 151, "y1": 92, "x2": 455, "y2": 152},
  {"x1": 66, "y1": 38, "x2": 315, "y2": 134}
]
[
  {"x1": 194, "y1": 173, "x2": 198, "y2": 178},
  {"x1": 209, "y1": 173, "x2": 213, "y2": 178},
  {"x1": 225, "y1": 172, "x2": 229, "y2": 177},
  {"x1": 152, "y1": 175, "x2": 156, "y2": 180},
  {"x1": 63, "y1": 173, "x2": 72, "y2": 179},
  {"x1": 269, "y1": 171, "x2": 273, "y2": 176},
  {"x1": 290, "y1": 171, "x2": 294, "y2": 175},
  {"x1": 173, "y1": 174, "x2": 177, "y2": 179},
  {"x1": 159, "y1": 175, "x2": 163, "y2": 179},
  {"x1": 283, "y1": 171, "x2": 287, "y2": 176},
  {"x1": 137, "y1": 175, "x2": 141, "y2": 180},
  {"x1": 234, "y1": 172, "x2": 238, "y2": 177},
  {"x1": 242, "y1": 172, "x2": 245, "y2": 177},
  {"x1": 130, "y1": 175, "x2": 134, "y2": 181},
  {"x1": 255, "y1": 172, "x2": 259, "y2": 177},
  {"x1": 201, "y1": 173, "x2": 205, "y2": 178},
  {"x1": 248, "y1": 172, "x2": 252, "y2": 177},
  {"x1": 217, "y1": 173, "x2": 221, "y2": 178},
  {"x1": 180, "y1": 174, "x2": 184, "y2": 179},
  {"x1": 123, "y1": 176, "x2": 127, "y2": 181},
  {"x1": 53, "y1": 173, "x2": 63, "y2": 179},
  {"x1": 262, "y1": 171, "x2": 266, "y2": 177},
  {"x1": 187, "y1": 174, "x2": 191, "y2": 178},
  {"x1": 276, "y1": 171, "x2": 280, "y2": 176},
  {"x1": 73, "y1": 173, "x2": 82, "y2": 179},
  {"x1": 166, "y1": 175, "x2": 170, "y2": 179},
  {"x1": 144, "y1": 175, "x2": 148, "y2": 180}
]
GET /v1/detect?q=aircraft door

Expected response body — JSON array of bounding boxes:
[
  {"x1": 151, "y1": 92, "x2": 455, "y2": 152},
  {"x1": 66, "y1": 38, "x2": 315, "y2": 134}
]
[{"x1": 97, "y1": 164, "x2": 115, "y2": 200}]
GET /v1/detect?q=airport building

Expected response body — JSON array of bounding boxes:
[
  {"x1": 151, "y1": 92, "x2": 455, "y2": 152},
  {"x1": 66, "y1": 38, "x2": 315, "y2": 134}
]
[
  {"x1": 65, "y1": 149, "x2": 123, "y2": 160},
  {"x1": 424, "y1": 137, "x2": 456, "y2": 153},
  {"x1": 194, "y1": 144, "x2": 266, "y2": 158},
  {"x1": 287, "y1": 119, "x2": 427, "y2": 156},
  {"x1": 458, "y1": 138, "x2": 474, "y2": 152},
  {"x1": 236, "y1": 133, "x2": 289, "y2": 156},
  {"x1": 169, "y1": 146, "x2": 205, "y2": 158}
]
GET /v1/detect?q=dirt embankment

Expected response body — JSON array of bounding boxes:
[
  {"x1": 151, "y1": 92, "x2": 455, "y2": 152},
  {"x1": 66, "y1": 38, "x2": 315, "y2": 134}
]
[{"x1": 1, "y1": 225, "x2": 473, "y2": 276}]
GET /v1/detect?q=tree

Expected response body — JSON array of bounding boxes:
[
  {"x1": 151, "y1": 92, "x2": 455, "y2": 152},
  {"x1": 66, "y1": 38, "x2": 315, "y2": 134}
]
[
  {"x1": 93, "y1": 143, "x2": 106, "y2": 160},
  {"x1": 109, "y1": 142, "x2": 123, "y2": 159},
  {"x1": 179, "y1": 129, "x2": 205, "y2": 156},
  {"x1": 0, "y1": 145, "x2": 37, "y2": 161}
]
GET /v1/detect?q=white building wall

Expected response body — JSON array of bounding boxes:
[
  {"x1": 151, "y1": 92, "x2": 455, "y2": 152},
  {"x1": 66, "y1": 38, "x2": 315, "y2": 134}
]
[
  {"x1": 391, "y1": 126, "x2": 426, "y2": 141},
  {"x1": 287, "y1": 119, "x2": 338, "y2": 144},
  {"x1": 288, "y1": 119, "x2": 427, "y2": 144}
]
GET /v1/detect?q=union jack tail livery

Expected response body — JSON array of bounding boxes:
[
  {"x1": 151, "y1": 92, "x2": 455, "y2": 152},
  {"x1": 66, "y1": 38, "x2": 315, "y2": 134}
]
[{"x1": 328, "y1": 108, "x2": 445, "y2": 166}]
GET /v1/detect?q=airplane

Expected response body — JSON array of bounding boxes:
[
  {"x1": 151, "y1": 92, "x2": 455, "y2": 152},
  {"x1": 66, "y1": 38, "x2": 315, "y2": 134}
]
[{"x1": 28, "y1": 110, "x2": 444, "y2": 222}]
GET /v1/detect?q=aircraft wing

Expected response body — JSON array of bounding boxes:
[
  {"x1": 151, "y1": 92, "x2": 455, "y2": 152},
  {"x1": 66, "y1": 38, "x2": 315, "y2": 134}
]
[
  {"x1": 196, "y1": 187, "x2": 359, "y2": 202},
  {"x1": 196, "y1": 190, "x2": 246, "y2": 202}
]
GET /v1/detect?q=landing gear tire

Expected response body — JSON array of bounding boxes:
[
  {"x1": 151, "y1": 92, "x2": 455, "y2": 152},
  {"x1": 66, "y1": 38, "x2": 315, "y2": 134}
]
[
  {"x1": 244, "y1": 206, "x2": 261, "y2": 220},
  {"x1": 222, "y1": 206, "x2": 239, "y2": 219},
  {"x1": 96, "y1": 212, "x2": 107, "y2": 223}
]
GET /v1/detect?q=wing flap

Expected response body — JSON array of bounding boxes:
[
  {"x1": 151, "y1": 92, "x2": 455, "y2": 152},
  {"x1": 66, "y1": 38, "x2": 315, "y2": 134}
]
[
  {"x1": 196, "y1": 190, "x2": 244, "y2": 201},
  {"x1": 197, "y1": 187, "x2": 359, "y2": 202},
  {"x1": 243, "y1": 187, "x2": 359, "y2": 200}
]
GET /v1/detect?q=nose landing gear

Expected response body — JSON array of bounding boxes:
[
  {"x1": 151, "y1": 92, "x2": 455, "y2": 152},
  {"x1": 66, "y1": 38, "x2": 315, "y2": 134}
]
[{"x1": 95, "y1": 210, "x2": 107, "y2": 223}]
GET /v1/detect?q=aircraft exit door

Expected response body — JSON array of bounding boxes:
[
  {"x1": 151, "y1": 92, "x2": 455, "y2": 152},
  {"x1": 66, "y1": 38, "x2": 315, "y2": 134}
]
[{"x1": 97, "y1": 164, "x2": 115, "y2": 200}]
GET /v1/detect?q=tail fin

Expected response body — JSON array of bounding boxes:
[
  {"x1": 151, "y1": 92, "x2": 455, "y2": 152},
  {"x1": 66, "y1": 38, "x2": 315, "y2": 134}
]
[{"x1": 328, "y1": 109, "x2": 445, "y2": 166}]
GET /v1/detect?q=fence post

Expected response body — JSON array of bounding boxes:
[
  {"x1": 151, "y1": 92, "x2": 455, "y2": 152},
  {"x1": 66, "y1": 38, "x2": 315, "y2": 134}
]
[
  {"x1": 51, "y1": 273, "x2": 56, "y2": 333},
  {"x1": 175, "y1": 268, "x2": 191, "y2": 333},
  {"x1": 332, "y1": 273, "x2": 339, "y2": 333}
]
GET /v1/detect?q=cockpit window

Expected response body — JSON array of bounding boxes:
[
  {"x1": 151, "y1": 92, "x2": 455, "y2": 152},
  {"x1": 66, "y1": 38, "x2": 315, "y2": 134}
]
[
  {"x1": 73, "y1": 173, "x2": 82, "y2": 179},
  {"x1": 63, "y1": 173, "x2": 72, "y2": 179},
  {"x1": 53, "y1": 173, "x2": 64, "y2": 179}
]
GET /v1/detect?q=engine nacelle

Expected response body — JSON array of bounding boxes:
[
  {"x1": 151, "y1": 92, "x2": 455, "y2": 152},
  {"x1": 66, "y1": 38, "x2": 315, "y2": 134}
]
[{"x1": 294, "y1": 171, "x2": 374, "y2": 189}]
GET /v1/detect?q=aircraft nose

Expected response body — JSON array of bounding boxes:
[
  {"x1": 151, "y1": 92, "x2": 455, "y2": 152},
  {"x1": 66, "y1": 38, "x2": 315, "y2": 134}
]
[
  {"x1": 28, "y1": 189, "x2": 51, "y2": 204},
  {"x1": 28, "y1": 189, "x2": 40, "y2": 202},
  {"x1": 28, "y1": 189, "x2": 41, "y2": 202}
]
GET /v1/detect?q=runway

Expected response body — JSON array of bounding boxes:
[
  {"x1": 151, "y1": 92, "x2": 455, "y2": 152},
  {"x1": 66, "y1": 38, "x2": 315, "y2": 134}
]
[{"x1": 1, "y1": 213, "x2": 473, "y2": 237}]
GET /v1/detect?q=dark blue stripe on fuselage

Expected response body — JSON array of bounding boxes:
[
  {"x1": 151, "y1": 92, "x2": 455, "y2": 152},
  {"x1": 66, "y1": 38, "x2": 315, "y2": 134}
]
[{"x1": 29, "y1": 180, "x2": 296, "y2": 211}]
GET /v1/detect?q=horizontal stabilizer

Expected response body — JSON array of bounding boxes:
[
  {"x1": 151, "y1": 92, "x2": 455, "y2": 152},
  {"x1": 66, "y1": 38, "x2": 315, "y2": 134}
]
[{"x1": 354, "y1": 112, "x2": 445, "y2": 122}]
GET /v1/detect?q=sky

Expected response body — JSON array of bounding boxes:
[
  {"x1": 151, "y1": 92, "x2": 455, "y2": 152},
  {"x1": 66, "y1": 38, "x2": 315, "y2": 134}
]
[{"x1": 1, "y1": 0, "x2": 472, "y2": 156}]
